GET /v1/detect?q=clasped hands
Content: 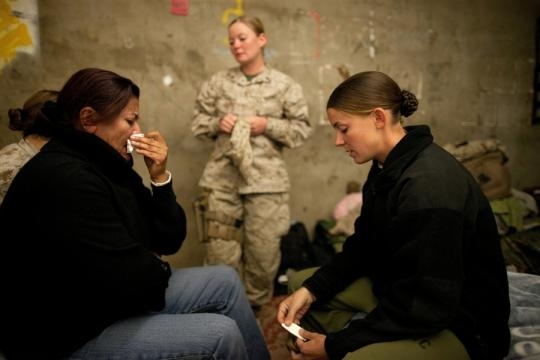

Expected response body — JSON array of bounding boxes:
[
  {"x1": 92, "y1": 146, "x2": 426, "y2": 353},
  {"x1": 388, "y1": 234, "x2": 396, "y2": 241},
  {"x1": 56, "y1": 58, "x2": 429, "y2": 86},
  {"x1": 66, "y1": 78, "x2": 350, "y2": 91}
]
[{"x1": 218, "y1": 113, "x2": 267, "y2": 135}]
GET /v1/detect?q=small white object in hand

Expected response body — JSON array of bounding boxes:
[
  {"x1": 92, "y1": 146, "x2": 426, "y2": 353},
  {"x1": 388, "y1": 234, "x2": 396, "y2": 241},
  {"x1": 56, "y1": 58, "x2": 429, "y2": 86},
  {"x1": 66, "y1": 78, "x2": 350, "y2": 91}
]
[{"x1": 281, "y1": 322, "x2": 307, "y2": 341}]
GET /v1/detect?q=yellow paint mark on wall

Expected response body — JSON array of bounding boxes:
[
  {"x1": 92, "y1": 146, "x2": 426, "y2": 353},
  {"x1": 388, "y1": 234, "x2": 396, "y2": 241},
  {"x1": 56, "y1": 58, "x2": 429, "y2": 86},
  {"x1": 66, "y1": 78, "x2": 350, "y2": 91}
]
[
  {"x1": 221, "y1": 0, "x2": 243, "y2": 25},
  {"x1": 0, "y1": 0, "x2": 33, "y2": 71},
  {"x1": 221, "y1": 0, "x2": 243, "y2": 45}
]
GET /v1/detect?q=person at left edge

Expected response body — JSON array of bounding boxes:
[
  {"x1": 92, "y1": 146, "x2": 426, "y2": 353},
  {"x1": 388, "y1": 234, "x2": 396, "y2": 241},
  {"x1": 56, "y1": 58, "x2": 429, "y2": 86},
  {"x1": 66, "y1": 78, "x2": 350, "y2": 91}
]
[
  {"x1": 0, "y1": 67, "x2": 270, "y2": 360},
  {"x1": 0, "y1": 89, "x2": 59, "y2": 205}
]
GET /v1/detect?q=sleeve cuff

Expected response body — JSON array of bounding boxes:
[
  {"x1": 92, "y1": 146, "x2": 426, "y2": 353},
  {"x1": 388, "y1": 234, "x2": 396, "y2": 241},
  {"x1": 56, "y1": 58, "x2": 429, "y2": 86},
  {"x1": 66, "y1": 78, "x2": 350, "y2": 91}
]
[{"x1": 151, "y1": 170, "x2": 172, "y2": 187}]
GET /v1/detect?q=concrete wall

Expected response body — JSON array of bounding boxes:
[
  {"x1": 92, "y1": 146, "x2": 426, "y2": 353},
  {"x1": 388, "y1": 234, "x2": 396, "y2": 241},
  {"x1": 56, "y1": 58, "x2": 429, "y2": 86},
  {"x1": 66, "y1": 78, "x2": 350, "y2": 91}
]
[{"x1": 1, "y1": 0, "x2": 540, "y2": 268}]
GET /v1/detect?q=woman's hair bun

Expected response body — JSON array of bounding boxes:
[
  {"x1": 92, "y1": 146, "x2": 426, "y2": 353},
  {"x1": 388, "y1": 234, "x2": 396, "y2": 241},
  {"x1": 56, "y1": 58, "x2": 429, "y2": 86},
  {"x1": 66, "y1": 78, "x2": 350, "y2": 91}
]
[
  {"x1": 400, "y1": 90, "x2": 418, "y2": 117},
  {"x1": 7, "y1": 108, "x2": 24, "y2": 131}
]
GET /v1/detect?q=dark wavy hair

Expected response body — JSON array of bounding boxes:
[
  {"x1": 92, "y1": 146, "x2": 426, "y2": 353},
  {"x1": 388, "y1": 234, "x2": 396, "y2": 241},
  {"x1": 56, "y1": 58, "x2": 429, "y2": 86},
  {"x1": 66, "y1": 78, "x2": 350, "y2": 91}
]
[
  {"x1": 8, "y1": 89, "x2": 59, "y2": 137},
  {"x1": 327, "y1": 71, "x2": 419, "y2": 121},
  {"x1": 55, "y1": 68, "x2": 140, "y2": 129}
]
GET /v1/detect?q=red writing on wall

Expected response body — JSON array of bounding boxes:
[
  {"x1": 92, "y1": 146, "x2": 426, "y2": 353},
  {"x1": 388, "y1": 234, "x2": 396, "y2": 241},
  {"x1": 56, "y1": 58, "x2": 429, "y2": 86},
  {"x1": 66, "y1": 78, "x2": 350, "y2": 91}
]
[
  {"x1": 308, "y1": 10, "x2": 321, "y2": 58},
  {"x1": 170, "y1": 0, "x2": 189, "y2": 16}
]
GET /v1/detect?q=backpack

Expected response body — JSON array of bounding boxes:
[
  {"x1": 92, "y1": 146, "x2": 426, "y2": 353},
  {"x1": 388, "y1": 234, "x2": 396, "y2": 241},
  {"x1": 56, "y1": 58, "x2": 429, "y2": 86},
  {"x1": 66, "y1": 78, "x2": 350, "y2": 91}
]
[
  {"x1": 443, "y1": 139, "x2": 511, "y2": 200},
  {"x1": 279, "y1": 221, "x2": 314, "y2": 271},
  {"x1": 274, "y1": 221, "x2": 315, "y2": 295}
]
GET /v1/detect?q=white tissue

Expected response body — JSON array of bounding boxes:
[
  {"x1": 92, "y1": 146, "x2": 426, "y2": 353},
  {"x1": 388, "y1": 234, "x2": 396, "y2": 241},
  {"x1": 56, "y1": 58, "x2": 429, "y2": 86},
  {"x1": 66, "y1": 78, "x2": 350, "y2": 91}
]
[
  {"x1": 127, "y1": 133, "x2": 144, "y2": 154},
  {"x1": 127, "y1": 139, "x2": 134, "y2": 153}
]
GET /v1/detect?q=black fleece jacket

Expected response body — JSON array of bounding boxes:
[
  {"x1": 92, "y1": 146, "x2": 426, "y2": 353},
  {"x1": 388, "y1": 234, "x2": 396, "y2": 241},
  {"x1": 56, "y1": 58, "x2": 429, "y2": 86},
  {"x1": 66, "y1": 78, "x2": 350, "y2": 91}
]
[
  {"x1": 0, "y1": 128, "x2": 186, "y2": 359},
  {"x1": 303, "y1": 125, "x2": 510, "y2": 360}
]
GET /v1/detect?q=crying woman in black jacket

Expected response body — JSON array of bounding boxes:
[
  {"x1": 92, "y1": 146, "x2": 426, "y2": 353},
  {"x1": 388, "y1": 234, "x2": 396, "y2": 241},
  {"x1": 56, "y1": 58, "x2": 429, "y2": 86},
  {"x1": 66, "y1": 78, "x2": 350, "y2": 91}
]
[{"x1": 0, "y1": 68, "x2": 269, "y2": 360}]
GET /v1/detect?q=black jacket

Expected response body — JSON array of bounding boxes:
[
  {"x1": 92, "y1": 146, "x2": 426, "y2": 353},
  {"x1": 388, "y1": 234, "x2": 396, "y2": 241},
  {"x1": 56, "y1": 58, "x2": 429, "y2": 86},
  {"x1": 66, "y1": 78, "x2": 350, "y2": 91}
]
[
  {"x1": 304, "y1": 125, "x2": 510, "y2": 360},
  {"x1": 0, "y1": 128, "x2": 186, "y2": 359}
]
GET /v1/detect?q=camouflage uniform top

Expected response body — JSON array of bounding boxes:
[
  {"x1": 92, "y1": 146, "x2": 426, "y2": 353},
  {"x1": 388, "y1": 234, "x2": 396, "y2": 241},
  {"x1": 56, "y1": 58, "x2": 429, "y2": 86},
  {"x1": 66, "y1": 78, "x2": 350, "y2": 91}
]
[
  {"x1": 192, "y1": 66, "x2": 311, "y2": 194},
  {"x1": 0, "y1": 139, "x2": 38, "y2": 205}
]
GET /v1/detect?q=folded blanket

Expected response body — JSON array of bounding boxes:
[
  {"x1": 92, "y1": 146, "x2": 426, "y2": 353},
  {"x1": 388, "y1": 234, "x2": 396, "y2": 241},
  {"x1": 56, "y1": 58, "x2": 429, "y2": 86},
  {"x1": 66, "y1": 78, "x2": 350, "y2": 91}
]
[{"x1": 506, "y1": 271, "x2": 540, "y2": 359}]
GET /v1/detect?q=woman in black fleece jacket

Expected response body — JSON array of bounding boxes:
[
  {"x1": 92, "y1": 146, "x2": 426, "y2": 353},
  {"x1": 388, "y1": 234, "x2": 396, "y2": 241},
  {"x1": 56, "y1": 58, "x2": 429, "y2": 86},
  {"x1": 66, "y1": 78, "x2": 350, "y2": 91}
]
[
  {"x1": 0, "y1": 68, "x2": 269, "y2": 360},
  {"x1": 277, "y1": 71, "x2": 510, "y2": 360}
]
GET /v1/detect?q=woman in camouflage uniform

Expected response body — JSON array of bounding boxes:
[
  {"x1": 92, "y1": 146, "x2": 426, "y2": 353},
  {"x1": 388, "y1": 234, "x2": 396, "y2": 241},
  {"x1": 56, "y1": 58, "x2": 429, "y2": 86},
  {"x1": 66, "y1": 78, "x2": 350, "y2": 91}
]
[
  {"x1": 0, "y1": 89, "x2": 58, "y2": 205},
  {"x1": 192, "y1": 15, "x2": 312, "y2": 307}
]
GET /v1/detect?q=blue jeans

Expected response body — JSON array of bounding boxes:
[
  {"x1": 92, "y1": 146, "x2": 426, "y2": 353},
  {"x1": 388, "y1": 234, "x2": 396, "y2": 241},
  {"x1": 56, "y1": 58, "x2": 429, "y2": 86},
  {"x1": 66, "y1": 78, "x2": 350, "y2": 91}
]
[{"x1": 68, "y1": 265, "x2": 270, "y2": 360}]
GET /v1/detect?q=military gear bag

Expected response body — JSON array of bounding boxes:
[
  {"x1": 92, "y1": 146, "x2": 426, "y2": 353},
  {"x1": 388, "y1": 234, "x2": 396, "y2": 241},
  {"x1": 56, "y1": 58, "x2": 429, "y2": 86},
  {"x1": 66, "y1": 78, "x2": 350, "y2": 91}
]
[{"x1": 443, "y1": 139, "x2": 511, "y2": 200}]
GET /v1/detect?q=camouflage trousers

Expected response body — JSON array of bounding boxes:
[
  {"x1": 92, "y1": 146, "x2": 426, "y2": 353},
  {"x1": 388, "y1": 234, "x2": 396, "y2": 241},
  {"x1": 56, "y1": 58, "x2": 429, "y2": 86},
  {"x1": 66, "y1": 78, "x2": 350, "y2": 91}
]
[{"x1": 203, "y1": 188, "x2": 290, "y2": 306}]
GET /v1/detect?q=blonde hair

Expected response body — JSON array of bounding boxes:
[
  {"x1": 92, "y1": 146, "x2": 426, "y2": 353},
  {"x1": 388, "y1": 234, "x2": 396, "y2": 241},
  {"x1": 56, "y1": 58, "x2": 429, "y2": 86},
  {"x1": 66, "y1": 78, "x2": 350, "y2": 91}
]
[{"x1": 228, "y1": 15, "x2": 265, "y2": 35}]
